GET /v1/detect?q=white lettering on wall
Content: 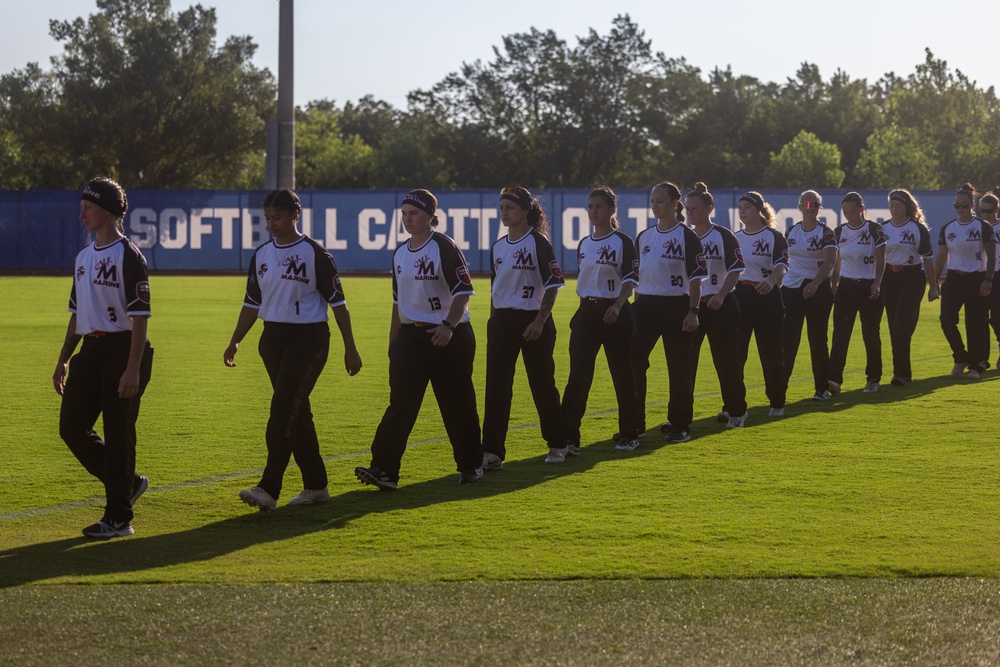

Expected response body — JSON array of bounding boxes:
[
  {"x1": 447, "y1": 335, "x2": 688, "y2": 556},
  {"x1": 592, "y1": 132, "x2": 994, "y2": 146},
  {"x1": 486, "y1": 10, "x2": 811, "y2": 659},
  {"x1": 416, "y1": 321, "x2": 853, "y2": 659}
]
[
  {"x1": 324, "y1": 209, "x2": 347, "y2": 250},
  {"x1": 628, "y1": 208, "x2": 654, "y2": 237},
  {"x1": 448, "y1": 209, "x2": 470, "y2": 250},
  {"x1": 159, "y1": 209, "x2": 188, "y2": 249},
  {"x1": 242, "y1": 209, "x2": 266, "y2": 249},
  {"x1": 215, "y1": 208, "x2": 239, "y2": 249},
  {"x1": 189, "y1": 209, "x2": 212, "y2": 250},
  {"x1": 562, "y1": 208, "x2": 588, "y2": 250},
  {"x1": 129, "y1": 209, "x2": 157, "y2": 248},
  {"x1": 359, "y1": 208, "x2": 386, "y2": 250}
]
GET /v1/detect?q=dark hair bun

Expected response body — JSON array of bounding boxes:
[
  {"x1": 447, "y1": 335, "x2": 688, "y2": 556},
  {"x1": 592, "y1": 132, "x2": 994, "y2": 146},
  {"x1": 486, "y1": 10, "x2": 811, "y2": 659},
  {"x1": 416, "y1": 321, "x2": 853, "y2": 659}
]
[
  {"x1": 693, "y1": 182, "x2": 709, "y2": 193},
  {"x1": 960, "y1": 182, "x2": 975, "y2": 192}
]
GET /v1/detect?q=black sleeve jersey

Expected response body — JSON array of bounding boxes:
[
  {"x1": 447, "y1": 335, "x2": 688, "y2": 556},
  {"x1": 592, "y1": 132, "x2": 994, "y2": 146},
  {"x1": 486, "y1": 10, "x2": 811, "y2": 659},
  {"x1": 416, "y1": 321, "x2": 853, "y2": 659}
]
[
  {"x1": 575, "y1": 229, "x2": 638, "y2": 298},
  {"x1": 835, "y1": 221, "x2": 886, "y2": 280},
  {"x1": 490, "y1": 228, "x2": 565, "y2": 310},
  {"x1": 939, "y1": 218, "x2": 993, "y2": 273},
  {"x1": 735, "y1": 227, "x2": 789, "y2": 283},
  {"x1": 699, "y1": 224, "x2": 745, "y2": 297},
  {"x1": 634, "y1": 223, "x2": 706, "y2": 296},
  {"x1": 883, "y1": 219, "x2": 933, "y2": 266},
  {"x1": 393, "y1": 231, "x2": 474, "y2": 324},
  {"x1": 243, "y1": 236, "x2": 345, "y2": 323},
  {"x1": 69, "y1": 237, "x2": 151, "y2": 334}
]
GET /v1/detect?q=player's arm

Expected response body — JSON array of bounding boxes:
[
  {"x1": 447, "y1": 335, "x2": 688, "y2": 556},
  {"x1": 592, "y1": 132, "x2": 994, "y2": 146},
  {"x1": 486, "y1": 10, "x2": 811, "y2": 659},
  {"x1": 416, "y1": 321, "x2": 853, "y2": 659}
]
[
  {"x1": 53, "y1": 314, "x2": 81, "y2": 396},
  {"x1": 924, "y1": 255, "x2": 940, "y2": 301},
  {"x1": 604, "y1": 281, "x2": 635, "y2": 325},
  {"x1": 431, "y1": 294, "x2": 470, "y2": 348},
  {"x1": 332, "y1": 304, "x2": 362, "y2": 376},
  {"x1": 871, "y1": 244, "x2": 886, "y2": 299},
  {"x1": 804, "y1": 246, "x2": 838, "y2": 298},
  {"x1": 707, "y1": 270, "x2": 740, "y2": 310},
  {"x1": 933, "y1": 245, "x2": 948, "y2": 285},
  {"x1": 224, "y1": 306, "x2": 259, "y2": 367},
  {"x1": 118, "y1": 316, "x2": 148, "y2": 398},
  {"x1": 388, "y1": 303, "x2": 401, "y2": 350},
  {"x1": 523, "y1": 286, "x2": 558, "y2": 342},
  {"x1": 830, "y1": 252, "x2": 842, "y2": 296},
  {"x1": 683, "y1": 278, "x2": 702, "y2": 332}
]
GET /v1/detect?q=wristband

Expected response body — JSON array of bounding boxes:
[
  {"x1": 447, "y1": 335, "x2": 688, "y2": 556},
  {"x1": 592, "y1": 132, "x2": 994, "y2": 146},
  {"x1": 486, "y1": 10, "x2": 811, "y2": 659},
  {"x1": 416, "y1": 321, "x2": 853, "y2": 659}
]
[
  {"x1": 442, "y1": 319, "x2": 455, "y2": 330},
  {"x1": 688, "y1": 307, "x2": 700, "y2": 314}
]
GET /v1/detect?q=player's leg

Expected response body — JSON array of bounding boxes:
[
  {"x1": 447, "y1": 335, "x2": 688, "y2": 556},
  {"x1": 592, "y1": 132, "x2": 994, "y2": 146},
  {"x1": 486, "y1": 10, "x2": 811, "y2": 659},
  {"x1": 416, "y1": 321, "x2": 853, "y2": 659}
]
[
  {"x1": 780, "y1": 285, "x2": 806, "y2": 388},
  {"x1": 521, "y1": 316, "x2": 564, "y2": 451},
  {"x1": 706, "y1": 294, "x2": 747, "y2": 420},
  {"x1": 939, "y1": 275, "x2": 968, "y2": 368},
  {"x1": 428, "y1": 322, "x2": 483, "y2": 475},
  {"x1": 804, "y1": 280, "x2": 834, "y2": 395},
  {"x1": 287, "y1": 326, "x2": 332, "y2": 493},
  {"x1": 561, "y1": 305, "x2": 603, "y2": 448},
  {"x1": 59, "y1": 342, "x2": 106, "y2": 480},
  {"x1": 858, "y1": 283, "x2": 884, "y2": 384},
  {"x1": 630, "y1": 295, "x2": 665, "y2": 434},
  {"x1": 481, "y1": 309, "x2": 523, "y2": 461},
  {"x1": 604, "y1": 302, "x2": 640, "y2": 440},
  {"x1": 662, "y1": 297, "x2": 696, "y2": 436},
  {"x1": 829, "y1": 280, "x2": 860, "y2": 386},
  {"x1": 756, "y1": 289, "x2": 787, "y2": 411},
  {"x1": 964, "y1": 274, "x2": 990, "y2": 373}
]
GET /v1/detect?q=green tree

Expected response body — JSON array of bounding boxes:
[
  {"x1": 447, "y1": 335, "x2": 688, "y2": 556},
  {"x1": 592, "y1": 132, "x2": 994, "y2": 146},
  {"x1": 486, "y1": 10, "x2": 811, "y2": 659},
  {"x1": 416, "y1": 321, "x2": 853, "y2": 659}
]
[
  {"x1": 0, "y1": 0, "x2": 274, "y2": 189},
  {"x1": 854, "y1": 124, "x2": 942, "y2": 189},
  {"x1": 762, "y1": 130, "x2": 845, "y2": 188},
  {"x1": 295, "y1": 100, "x2": 375, "y2": 189}
]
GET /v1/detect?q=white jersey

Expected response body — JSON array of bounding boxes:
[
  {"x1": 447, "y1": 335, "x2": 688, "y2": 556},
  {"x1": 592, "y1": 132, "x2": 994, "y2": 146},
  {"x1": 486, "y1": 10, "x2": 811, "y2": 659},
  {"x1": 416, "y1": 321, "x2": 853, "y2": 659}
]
[
  {"x1": 575, "y1": 229, "x2": 638, "y2": 298},
  {"x1": 783, "y1": 222, "x2": 838, "y2": 288},
  {"x1": 697, "y1": 224, "x2": 744, "y2": 297},
  {"x1": 735, "y1": 227, "x2": 788, "y2": 283},
  {"x1": 882, "y1": 219, "x2": 932, "y2": 267},
  {"x1": 835, "y1": 221, "x2": 886, "y2": 280},
  {"x1": 244, "y1": 236, "x2": 345, "y2": 323},
  {"x1": 490, "y1": 228, "x2": 564, "y2": 309},
  {"x1": 993, "y1": 221, "x2": 1000, "y2": 273},
  {"x1": 393, "y1": 231, "x2": 474, "y2": 325},
  {"x1": 939, "y1": 218, "x2": 993, "y2": 273},
  {"x1": 635, "y1": 223, "x2": 706, "y2": 297},
  {"x1": 69, "y1": 237, "x2": 151, "y2": 334}
]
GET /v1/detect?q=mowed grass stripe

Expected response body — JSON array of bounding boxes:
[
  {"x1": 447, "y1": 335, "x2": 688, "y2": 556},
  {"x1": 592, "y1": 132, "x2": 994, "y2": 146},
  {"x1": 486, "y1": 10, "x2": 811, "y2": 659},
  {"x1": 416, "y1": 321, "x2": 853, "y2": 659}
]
[{"x1": 2, "y1": 276, "x2": 999, "y2": 586}]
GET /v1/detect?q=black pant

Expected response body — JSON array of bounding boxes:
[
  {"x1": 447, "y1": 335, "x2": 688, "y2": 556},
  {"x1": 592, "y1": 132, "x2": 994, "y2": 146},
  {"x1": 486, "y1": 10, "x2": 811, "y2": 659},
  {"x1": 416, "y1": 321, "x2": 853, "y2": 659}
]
[
  {"x1": 940, "y1": 271, "x2": 990, "y2": 372},
  {"x1": 782, "y1": 281, "x2": 833, "y2": 395},
  {"x1": 829, "y1": 278, "x2": 884, "y2": 384},
  {"x1": 257, "y1": 321, "x2": 330, "y2": 499},
  {"x1": 881, "y1": 268, "x2": 926, "y2": 380},
  {"x1": 370, "y1": 323, "x2": 482, "y2": 482},
  {"x1": 632, "y1": 294, "x2": 695, "y2": 431},
  {"x1": 562, "y1": 298, "x2": 640, "y2": 445},
  {"x1": 989, "y1": 273, "x2": 1000, "y2": 353},
  {"x1": 692, "y1": 293, "x2": 747, "y2": 417},
  {"x1": 60, "y1": 332, "x2": 154, "y2": 523},
  {"x1": 735, "y1": 284, "x2": 786, "y2": 409},
  {"x1": 482, "y1": 309, "x2": 564, "y2": 458}
]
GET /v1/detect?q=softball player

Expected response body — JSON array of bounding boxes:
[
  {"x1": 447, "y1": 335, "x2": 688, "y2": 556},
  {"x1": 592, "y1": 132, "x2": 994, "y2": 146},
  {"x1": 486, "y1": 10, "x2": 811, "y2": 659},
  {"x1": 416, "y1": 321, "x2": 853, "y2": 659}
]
[
  {"x1": 828, "y1": 192, "x2": 886, "y2": 393},
  {"x1": 53, "y1": 178, "x2": 153, "y2": 539},
  {"x1": 981, "y1": 193, "x2": 1000, "y2": 361},
  {"x1": 355, "y1": 189, "x2": 483, "y2": 489},
  {"x1": 733, "y1": 191, "x2": 788, "y2": 416},
  {"x1": 632, "y1": 181, "x2": 706, "y2": 444},
  {"x1": 934, "y1": 183, "x2": 995, "y2": 379},
  {"x1": 686, "y1": 182, "x2": 748, "y2": 428},
  {"x1": 226, "y1": 189, "x2": 362, "y2": 512},
  {"x1": 481, "y1": 186, "x2": 566, "y2": 466},
  {"x1": 882, "y1": 189, "x2": 938, "y2": 385},
  {"x1": 781, "y1": 190, "x2": 838, "y2": 401},
  {"x1": 560, "y1": 187, "x2": 641, "y2": 454}
]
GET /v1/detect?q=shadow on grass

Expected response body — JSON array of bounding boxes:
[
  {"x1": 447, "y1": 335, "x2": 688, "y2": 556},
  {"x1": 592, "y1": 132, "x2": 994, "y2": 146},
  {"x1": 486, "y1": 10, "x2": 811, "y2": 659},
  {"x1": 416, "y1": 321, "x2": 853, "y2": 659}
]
[{"x1": 0, "y1": 435, "x2": 677, "y2": 587}]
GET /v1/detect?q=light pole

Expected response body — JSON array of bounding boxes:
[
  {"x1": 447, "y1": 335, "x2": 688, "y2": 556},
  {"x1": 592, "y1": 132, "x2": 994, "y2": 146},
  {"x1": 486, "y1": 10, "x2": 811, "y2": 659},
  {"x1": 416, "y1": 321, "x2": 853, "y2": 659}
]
[{"x1": 276, "y1": 0, "x2": 294, "y2": 188}]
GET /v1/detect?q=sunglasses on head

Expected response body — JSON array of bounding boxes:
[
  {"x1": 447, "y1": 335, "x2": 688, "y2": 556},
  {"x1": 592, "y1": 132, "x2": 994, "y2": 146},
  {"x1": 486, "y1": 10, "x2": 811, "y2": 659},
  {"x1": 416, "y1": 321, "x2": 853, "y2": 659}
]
[
  {"x1": 800, "y1": 201, "x2": 820, "y2": 210},
  {"x1": 953, "y1": 202, "x2": 970, "y2": 209}
]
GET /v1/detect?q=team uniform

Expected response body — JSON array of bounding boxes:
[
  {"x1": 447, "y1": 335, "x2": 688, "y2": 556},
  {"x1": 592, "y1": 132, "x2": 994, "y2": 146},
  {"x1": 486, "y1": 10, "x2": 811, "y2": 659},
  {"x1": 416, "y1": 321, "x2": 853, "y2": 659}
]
[
  {"x1": 781, "y1": 222, "x2": 838, "y2": 396},
  {"x1": 691, "y1": 224, "x2": 747, "y2": 421},
  {"x1": 632, "y1": 223, "x2": 706, "y2": 436},
  {"x1": 829, "y1": 221, "x2": 886, "y2": 386},
  {"x1": 482, "y1": 228, "x2": 565, "y2": 460},
  {"x1": 367, "y1": 231, "x2": 482, "y2": 484},
  {"x1": 881, "y1": 218, "x2": 933, "y2": 382},
  {"x1": 989, "y1": 220, "x2": 1000, "y2": 354},
  {"x1": 938, "y1": 218, "x2": 994, "y2": 373},
  {"x1": 561, "y1": 229, "x2": 640, "y2": 448},
  {"x1": 242, "y1": 235, "x2": 346, "y2": 501},
  {"x1": 60, "y1": 237, "x2": 153, "y2": 527},
  {"x1": 734, "y1": 227, "x2": 788, "y2": 411}
]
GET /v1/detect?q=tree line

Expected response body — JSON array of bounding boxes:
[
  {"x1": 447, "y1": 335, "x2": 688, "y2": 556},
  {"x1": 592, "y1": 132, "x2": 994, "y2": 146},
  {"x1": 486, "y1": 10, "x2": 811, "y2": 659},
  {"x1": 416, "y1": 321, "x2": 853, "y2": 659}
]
[{"x1": 2, "y1": 3, "x2": 998, "y2": 192}]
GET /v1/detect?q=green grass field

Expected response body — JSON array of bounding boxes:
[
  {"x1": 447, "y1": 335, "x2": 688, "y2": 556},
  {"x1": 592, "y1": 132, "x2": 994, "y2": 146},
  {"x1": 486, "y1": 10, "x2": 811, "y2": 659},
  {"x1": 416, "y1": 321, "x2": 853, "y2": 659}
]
[{"x1": 2, "y1": 275, "x2": 1000, "y2": 665}]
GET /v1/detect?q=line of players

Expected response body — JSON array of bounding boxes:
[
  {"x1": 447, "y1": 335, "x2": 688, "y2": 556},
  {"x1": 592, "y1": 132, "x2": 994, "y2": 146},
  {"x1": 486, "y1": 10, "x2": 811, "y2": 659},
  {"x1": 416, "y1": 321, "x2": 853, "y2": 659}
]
[{"x1": 56, "y1": 179, "x2": 1000, "y2": 535}]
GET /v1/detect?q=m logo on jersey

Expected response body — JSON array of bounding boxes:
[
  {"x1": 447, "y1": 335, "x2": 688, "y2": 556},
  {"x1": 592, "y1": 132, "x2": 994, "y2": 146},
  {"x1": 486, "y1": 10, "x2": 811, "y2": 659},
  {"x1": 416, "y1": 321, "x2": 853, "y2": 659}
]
[
  {"x1": 597, "y1": 245, "x2": 617, "y2": 266},
  {"x1": 512, "y1": 248, "x2": 535, "y2": 270},
  {"x1": 966, "y1": 228, "x2": 982, "y2": 242},
  {"x1": 93, "y1": 257, "x2": 120, "y2": 288},
  {"x1": 414, "y1": 255, "x2": 438, "y2": 280},
  {"x1": 702, "y1": 241, "x2": 720, "y2": 259},
  {"x1": 900, "y1": 230, "x2": 916, "y2": 244},
  {"x1": 280, "y1": 255, "x2": 310, "y2": 284},
  {"x1": 752, "y1": 239, "x2": 771, "y2": 256},
  {"x1": 258, "y1": 262, "x2": 269, "y2": 278},
  {"x1": 661, "y1": 239, "x2": 683, "y2": 258},
  {"x1": 807, "y1": 236, "x2": 825, "y2": 251}
]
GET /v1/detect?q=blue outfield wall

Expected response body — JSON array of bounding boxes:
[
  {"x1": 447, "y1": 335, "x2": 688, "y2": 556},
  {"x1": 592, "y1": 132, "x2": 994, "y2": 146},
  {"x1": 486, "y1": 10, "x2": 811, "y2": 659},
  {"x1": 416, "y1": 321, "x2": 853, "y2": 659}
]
[{"x1": 0, "y1": 188, "x2": 965, "y2": 274}]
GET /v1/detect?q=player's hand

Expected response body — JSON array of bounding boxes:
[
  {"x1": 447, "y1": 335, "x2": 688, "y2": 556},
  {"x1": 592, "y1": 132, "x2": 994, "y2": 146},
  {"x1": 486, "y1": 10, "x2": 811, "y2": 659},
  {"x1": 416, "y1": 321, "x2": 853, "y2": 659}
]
[
  {"x1": 869, "y1": 284, "x2": 881, "y2": 300},
  {"x1": 224, "y1": 342, "x2": 239, "y2": 367},
  {"x1": 602, "y1": 304, "x2": 621, "y2": 325},
  {"x1": 430, "y1": 324, "x2": 453, "y2": 347},
  {"x1": 755, "y1": 280, "x2": 774, "y2": 295},
  {"x1": 53, "y1": 361, "x2": 68, "y2": 396},
  {"x1": 118, "y1": 367, "x2": 140, "y2": 399},
  {"x1": 682, "y1": 312, "x2": 699, "y2": 332},
  {"x1": 928, "y1": 286, "x2": 940, "y2": 302},
  {"x1": 522, "y1": 319, "x2": 544, "y2": 342},
  {"x1": 981, "y1": 280, "x2": 992, "y2": 298},
  {"x1": 707, "y1": 294, "x2": 724, "y2": 311},
  {"x1": 803, "y1": 282, "x2": 817, "y2": 299},
  {"x1": 344, "y1": 348, "x2": 362, "y2": 376}
]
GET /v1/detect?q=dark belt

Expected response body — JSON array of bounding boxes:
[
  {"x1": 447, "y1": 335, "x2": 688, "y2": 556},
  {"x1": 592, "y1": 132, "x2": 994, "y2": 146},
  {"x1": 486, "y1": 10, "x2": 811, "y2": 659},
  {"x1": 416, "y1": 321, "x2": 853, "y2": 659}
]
[
  {"x1": 85, "y1": 330, "x2": 130, "y2": 338},
  {"x1": 738, "y1": 280, "x2": 758, "y2": 286},
  {"x1": 839, "y1": 277, "x2": 871, "y2": 283},
  {"x1": 887, "y1": 264, "x2": 921, "y2": 272},
  {"x1": 947, "y1": 269, "x2": 982, "y2": 276}
]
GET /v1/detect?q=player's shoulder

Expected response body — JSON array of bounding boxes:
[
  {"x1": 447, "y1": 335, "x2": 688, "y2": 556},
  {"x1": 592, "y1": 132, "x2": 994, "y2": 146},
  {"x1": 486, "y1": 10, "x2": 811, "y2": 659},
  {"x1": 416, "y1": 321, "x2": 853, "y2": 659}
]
[{"x1": 712, "y1": 223, "x2": 737, "y2": 240}]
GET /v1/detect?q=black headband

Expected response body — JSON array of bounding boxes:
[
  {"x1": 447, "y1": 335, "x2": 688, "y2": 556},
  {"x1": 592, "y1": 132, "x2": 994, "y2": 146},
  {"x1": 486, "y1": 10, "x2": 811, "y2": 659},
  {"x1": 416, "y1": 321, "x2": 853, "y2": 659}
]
[
  {"x1": 500, "y1": 187, "x2": 532, "y2": 209},
  {"x1": 81, "y1": 180, "x2": 125, "y2": 217},
  {"x1": 889, "y1": 193, "x2": 908, "y2": 205},
  {"x1": 739, "y1": 192, "x2": 764, "y2": 212},
  {"x1": 402, "y1": 191, "x2": 436, "y2": 216}
]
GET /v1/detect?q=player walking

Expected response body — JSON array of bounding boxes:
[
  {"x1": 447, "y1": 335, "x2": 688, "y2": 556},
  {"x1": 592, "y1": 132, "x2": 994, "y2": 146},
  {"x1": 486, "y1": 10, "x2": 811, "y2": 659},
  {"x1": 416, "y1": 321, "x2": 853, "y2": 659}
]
[
  {"x1": 560, "y1": 187, "x2": 641, "y2": 454},
  {"x1": 686, "y1": 183, "x2": 748, "y2": 428},
  {"x1": 355, "y1": 189, "x2": 484, "y2": 489},
  {"x1": 828, "y1": 192, "x2": 886, "y2": 393},
  {"x1": 781, "y1": 190, "x2": 838, "y2": 401},
  {"x1": 734, "y1": 191, "x2": 788, "y2": 416},
  {"x1": 53, "y1": 178, "x2": 153, "y2": 539},
  {"x1": 481, "y1": 186, "x2": 566, "y2": 466},
  {"x1": 632, "y1": 181, "x2": 706, "y2": 444},
  {"x1": 980, "y1": 192, "x2": 1000, "y2": 365},
  {"x1": 935, "y1": 183, "x2": 995, "y2": 379},
  {"x1": 226, "y1": 189, "x2": 362, "y2": 512}
]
